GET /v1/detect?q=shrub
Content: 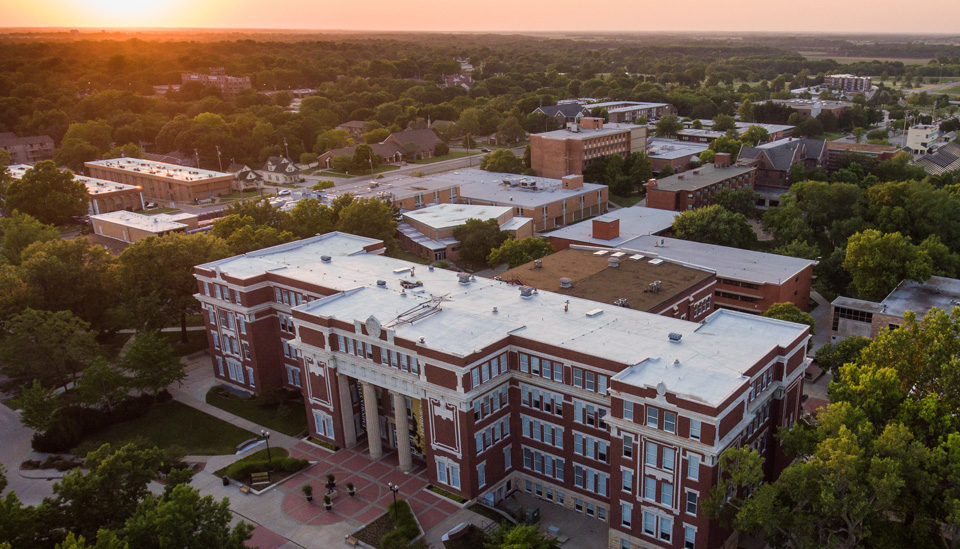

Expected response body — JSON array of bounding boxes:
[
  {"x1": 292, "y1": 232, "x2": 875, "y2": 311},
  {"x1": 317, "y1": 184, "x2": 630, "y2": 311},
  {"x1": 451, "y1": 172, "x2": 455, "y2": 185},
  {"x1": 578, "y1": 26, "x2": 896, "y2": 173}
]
[
  {"x1": 281, "y1": 458, "x2": 309, "y2": 472},
  {"x1": 380, "y1": 530, "x2": 410, "y2": 549}
]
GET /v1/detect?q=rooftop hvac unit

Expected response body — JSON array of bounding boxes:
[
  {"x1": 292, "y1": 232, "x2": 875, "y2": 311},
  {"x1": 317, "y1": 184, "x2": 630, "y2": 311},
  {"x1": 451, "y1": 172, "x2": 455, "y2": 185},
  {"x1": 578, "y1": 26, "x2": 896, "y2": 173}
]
[
  {"x1": 614, "y1": 298, "x2": 628, "y2": 307},
  {"x1": 668, "y1": 332, "x2": 683, "y2": 342},
  {"x1": 559, "y1": 277, "x2": 573, "y2": 289},
  {"x1": 519, "y1": 286, "x2": 535, "y2": 298},
  {"x1": 457, "y1": 272, "x2": 471, "y2": 284},
  {"x1": 608, "y1": 257, "x2": 620, "y2": 268},
  {"x1": 534, "y1": 259, "x2": 543, "y2": 269},
  {"x1": 585, "y1": 308, "x2": 603, "y2": 317},
  {"x1": 377, "y1": 280, "x2": 386, "y2": 288},
  {"x1": 321, "y1": 255, "x2": 331, "y2": 263}
]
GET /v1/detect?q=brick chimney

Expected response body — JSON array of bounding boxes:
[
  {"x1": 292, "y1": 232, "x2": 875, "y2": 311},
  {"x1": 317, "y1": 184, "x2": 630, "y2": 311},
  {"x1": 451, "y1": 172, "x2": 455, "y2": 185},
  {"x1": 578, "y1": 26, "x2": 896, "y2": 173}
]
[
  {"x1": 714, "y1": 152, "x2": 731, "y2": 168},
  {"x1": 562, "y1": 174, "x2": 584, "y2": 189},
  {"x1": 592, "y1": 217, "x2": 620, "y2": 240},
  {"x1": 580, "y1": 117, "x2": 604, "y2": 130}
]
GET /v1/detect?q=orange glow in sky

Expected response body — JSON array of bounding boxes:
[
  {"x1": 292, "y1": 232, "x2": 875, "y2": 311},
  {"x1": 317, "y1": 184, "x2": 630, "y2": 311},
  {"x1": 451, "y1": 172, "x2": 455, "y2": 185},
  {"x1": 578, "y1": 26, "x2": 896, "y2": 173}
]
[{"x1": 2, "y1": 0, "x2": 959, "y2": 33}]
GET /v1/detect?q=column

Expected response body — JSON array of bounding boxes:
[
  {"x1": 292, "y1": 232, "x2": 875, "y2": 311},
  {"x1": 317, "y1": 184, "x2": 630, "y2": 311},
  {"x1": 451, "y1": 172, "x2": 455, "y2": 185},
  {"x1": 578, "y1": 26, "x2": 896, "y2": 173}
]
[
  {"x1": 392, "y1": 391, "x2": 412, "y2": 472},
  {"x1": 362, "y1": 382, "x2": 383, "y2": 459},
  {"x1": 337, "y1": 373, "x2": 357, "y2": 448}
]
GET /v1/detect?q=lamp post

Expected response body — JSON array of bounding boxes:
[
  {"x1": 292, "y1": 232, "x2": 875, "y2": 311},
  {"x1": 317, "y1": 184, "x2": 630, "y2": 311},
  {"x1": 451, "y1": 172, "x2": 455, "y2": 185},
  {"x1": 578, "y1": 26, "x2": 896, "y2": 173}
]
[
  {"x1": 388, "y1": 482, "x2": 400, "y2": 520},
  {"x1": 261, "y1": 429, "x2": 272, "y2": 469}
]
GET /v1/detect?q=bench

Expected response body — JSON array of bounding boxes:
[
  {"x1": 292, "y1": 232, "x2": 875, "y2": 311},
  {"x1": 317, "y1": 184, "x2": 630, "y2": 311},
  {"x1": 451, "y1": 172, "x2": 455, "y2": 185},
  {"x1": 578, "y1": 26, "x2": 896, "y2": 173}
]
[
  {"x1": 236, "y1": 438, "x2": 259, "y2": 452},
  {"x1": 250, "y1": 472, "x2": 270, "y2": 486},
  {"x1": 239, "y1": 485, "x2": 251, "y2": 494},
  {"x1": 345, "y1": 536, "x2": 359, "y2": 546}
]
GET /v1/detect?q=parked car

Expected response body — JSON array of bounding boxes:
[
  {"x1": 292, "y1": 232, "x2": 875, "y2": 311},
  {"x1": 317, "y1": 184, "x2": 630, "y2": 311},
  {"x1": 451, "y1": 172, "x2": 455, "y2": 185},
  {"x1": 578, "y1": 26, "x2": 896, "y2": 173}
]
[
  {"x1": 480, "y1": 148, "x2": 491, "y2": 152},
  {"x1": 278, "y1": 189, "x2": 292, "y2": 196},
  {"x1": 145, "y1": 202, "x2": 158, "y2": 209}
]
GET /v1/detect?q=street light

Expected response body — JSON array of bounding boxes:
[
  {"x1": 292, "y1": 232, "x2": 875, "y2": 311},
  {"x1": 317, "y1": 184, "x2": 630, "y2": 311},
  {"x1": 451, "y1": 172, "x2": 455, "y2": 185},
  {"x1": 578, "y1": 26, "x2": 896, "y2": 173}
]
[
  {"x1": 260, "y1": 430, "x2": 272, "y2": 469},
  {"x1": 388, "y1": 482, "x2": 400, "y2": 520}
]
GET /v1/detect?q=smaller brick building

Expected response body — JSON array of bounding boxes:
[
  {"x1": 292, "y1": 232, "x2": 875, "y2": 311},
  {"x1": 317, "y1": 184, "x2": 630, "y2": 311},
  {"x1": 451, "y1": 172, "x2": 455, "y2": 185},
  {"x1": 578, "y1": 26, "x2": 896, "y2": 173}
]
[
  {"x1": 86, "y1": 158, "x2": 235, "y2": 204},
  {"x1": 8, "y1": 164, "x2": 145, "y2": 215},
  {"x1": 90, "y1": 210, "x2": 198, "y2": 244},
  {"x1": 530, "y1": 118, "x2": 647, "y2": 180},
  {"x1": 398, "y1": 203, "x2": 533, "y2": 262},
  {"x1": 546, "y1": 207, "x2": 677, "y2": 251},
  {"x1": 645, "y1": 154, "x2": 758, "y2": 212}
]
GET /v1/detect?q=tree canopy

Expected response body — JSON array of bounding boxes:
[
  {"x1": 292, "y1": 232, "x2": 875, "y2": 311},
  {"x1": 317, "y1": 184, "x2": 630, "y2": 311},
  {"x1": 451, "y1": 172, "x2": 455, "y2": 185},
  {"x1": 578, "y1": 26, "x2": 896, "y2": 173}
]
[
  {"x1": 4, "y1": 161, "x2": 88, "y2": 225},
  {"x1": 672, "y1": 204, "x2": 757, "y2": 249}
]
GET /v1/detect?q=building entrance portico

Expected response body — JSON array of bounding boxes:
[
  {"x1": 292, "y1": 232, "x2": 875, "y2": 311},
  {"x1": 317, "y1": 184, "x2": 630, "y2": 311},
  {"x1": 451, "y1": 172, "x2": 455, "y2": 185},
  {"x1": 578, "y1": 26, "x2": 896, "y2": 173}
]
[{"x1": 349, "y1": 377, "x2": 419, "y2": 472}]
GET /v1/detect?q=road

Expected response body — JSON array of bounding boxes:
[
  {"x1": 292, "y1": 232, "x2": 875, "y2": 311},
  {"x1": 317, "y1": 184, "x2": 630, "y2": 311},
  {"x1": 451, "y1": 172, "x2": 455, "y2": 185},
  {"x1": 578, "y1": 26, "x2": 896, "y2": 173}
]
[
  {"x1": 0, "y1": 402, "x2": 56, "y2": 505},
  {"x1": 904, "y1": 80, "x2": 960, "y2": 95}
]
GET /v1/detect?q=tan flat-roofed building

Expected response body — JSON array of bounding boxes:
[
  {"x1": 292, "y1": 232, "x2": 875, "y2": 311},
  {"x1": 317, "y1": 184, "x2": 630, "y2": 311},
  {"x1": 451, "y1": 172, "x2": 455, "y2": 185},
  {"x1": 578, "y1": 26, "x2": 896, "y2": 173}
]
[
  {"x1": 530, "y1": 119, "x2": 647, "y2": 179},
  {"x1": 91, "y1": 210, "x2": 197, "y2": 244},
  {"x1": 398, "y1": 203, "x2": 534, "y2": 262},
  {"x1": 85, "y1": 158, "x2": 235, "y2": 203},
  {"x1": 8, "y1": 164, "x2": 144, "y2": 215}
]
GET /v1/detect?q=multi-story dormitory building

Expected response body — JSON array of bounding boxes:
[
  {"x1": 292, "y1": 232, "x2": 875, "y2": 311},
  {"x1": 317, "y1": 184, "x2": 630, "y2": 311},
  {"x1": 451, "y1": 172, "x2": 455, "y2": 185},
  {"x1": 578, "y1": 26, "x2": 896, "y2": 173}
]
[{"x1": 194, "y1": 232, "x2": 810, "y2": 549}]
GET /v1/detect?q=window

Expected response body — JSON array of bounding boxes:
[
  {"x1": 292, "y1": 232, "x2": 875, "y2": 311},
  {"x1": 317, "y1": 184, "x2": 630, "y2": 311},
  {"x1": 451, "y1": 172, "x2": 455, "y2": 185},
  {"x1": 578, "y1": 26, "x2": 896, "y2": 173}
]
[
  {"x1": 659, "y1": 516, "x2": 673, "y2": 542},
  {"x1": 687, "y1": 454, "x2": 700, "y2": 481},
  {"x1": 661, "y1": 482, "x2": 673, "y2": 506},
  {"x1": 437, "y1": 460, "x2": 460, "y2": 489},
  {"x1": 644, "y1": 476, "x2": 656, "y2": 500},
  {"x1": 621, "y1": 540, "x2": 630, "y2": 549},
  {"x1": 690, "y1": 419, "x2": 701, "y2": 441},
  {"x1": 215, "y1": 356, "x2": 224, "y2": 376},
  {"x1": 477, "y1": 463, "x2": 486, "y2": 488},
  {"x1": 622, "y1": 469, "x2": 633, "y2": 492},
  {"x1": 623, "y1": 401, "x2": 633, "y2": 421},
  {"x1": 621, "y1": 502, "x2": 632, "y2": 527},
  {"x1": 664, "y1": 412, "x2": 676, "y2": 434},
  {"x1": 212, "y1": 333, "x2": 221, "y2": 350},
  {"x1": 643, "y1": 511, "x2": 656, "y2": 536},
  {"x1": 646, "y1": 407, "x2": 658, "y2": 428},
  {"x1": 286, "y1": 366, "x2": 301, "y2": 388},
  {"x1": 684, "y1": 526, "x2": 696, "y2": 549},
  {"x1": 504, "y1": 446, "x2": 512, "y2": 470},
  {"x1": 645, "y1": 441, "x2": 657, "y2": 467},
  {"x1": 623, "y1": 434, "x2": 633, "y2": 458},
  {"x1": 573, "y1": 368, "x2": 582, "y2": 388},
  {"x1": 663, "y1": 448, "x2": 676, "y2": 472},
  {"x1": 686, "y1": 492, "x2": 698, "y2": 515}
]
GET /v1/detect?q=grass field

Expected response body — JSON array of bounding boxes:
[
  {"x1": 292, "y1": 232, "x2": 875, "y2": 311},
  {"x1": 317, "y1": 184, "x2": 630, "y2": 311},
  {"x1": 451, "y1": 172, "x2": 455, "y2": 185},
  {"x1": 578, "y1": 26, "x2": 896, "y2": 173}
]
[
  {"x1": 386, "y1": 249, "x2": 430, "y2": 265},
  {"x1": 609, "y1": 194, "x2": 643, "y2": 208},
  {"x1": 205, "y1": 387, "x2": 307, "y2": 436},
  {"x1": 73, "y1": 400, "x2": 254, "y2": 456},
  {"x1": 941, "y1": 83, "x2": 960, "y2": 96},
  {"x1": 213, "y1": 447, "x2": 290, "y2": 477},
  {"x1": 159, "y1": 330, "x2": 209, "y2": 356}
]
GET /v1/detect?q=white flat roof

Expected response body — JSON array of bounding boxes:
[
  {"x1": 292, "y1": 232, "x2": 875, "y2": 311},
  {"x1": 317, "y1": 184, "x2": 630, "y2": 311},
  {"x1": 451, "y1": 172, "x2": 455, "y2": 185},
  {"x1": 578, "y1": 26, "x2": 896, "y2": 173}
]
[
  {"x1": 646, "y1": 138, "x2": 709, "y2": 160},
  {"x1": 86, "y1": 158, "x2": 232, "y2": 182},
  {"x1": 617, "y1": 235, "x2": 816, "y2": 285},
  {"x1": 534, "y1": 122, "x2": 645, "y2": 141},
  {"x1": 198, "y1": 233, "x2": 808, "y2": 406},
  {"x1": 8, "y1": 164, "x2": 141, "y2": 196},
  {"x1": 403, "y1": 203, "x2": 512, "y2": 231},
  {"x1": 90, "y1": 210, "x2": 186, "y2": 233},
  {"x1": 546, "y1": 206, "x2": 678, "y2": 246},
  {"x1": 434, "y1": 169, "x2": 604, "y2": 208}
]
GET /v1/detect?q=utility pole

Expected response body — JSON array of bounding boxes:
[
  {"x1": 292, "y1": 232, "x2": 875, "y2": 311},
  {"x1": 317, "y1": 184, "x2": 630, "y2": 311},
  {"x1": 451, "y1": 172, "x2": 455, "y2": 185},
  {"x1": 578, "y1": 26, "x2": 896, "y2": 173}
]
[
  {"x1": 193, "y1": 148, "x2": 200, "y2": 168},
  {"x1": 283, "y1": 138, "x2": 290, "y2": 160},
  {"x1": 215, "y1": 145, "x2": 223, "y2": 172}
]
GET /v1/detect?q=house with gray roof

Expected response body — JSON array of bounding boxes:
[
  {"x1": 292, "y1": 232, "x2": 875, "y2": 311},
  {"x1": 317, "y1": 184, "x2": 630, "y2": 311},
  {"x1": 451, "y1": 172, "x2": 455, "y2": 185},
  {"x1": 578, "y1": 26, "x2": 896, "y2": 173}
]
[
  {"x1": 738, "y1": 137, "x2": 826, "y2": 205},
  {"x1": 532, "y1": 102, "x2": 589, "y2": 125},
  {"x1": 915, "y1": 142, "x2": 960, "y2": 176}
]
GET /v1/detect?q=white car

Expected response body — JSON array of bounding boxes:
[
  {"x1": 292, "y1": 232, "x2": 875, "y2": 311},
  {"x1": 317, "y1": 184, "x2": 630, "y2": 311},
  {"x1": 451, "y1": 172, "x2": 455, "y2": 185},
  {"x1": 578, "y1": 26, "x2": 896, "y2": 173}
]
[{"x1": 278, "y1": 189, "x2": 292, "y2": 196}]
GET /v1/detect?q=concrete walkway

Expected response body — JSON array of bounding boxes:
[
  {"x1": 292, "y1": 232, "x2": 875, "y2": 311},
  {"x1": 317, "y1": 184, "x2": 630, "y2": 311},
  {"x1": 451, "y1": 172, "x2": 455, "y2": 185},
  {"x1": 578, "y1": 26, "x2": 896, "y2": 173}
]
[
  {"x1": 808, "y1": 289, "x2": 832, "y2": 353},
  {"x1": 0, "y1": 403, "x2": 55, "y2": 506}
]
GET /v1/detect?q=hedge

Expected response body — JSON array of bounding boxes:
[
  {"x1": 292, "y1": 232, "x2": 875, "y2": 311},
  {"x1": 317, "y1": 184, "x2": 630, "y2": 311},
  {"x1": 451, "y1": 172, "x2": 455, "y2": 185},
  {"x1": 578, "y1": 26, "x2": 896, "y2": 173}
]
[
  {"x1": 224, "y1": 457, "x2": 308, "y2": 481},
  {"x1": 31, "y1": 392, "x2": 167, "y2": 453},
  {"x1": 380, "y1": 501, "x2": 420, "y2": 548}
]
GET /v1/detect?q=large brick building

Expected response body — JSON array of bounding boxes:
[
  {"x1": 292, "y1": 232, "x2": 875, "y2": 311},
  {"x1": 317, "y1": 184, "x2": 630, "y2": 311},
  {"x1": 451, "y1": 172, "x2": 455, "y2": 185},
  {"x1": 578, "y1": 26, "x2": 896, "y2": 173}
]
[
  {"x1": 530, "y1": 118, "x2": 647, "y2": 180},
  {"x1": 823, "y1": 74, "x2": 872, "y2": 93},
  {"x1": 86, "y1": 158, "x2": 236, "y2": 204},
  {"x1": 195, "y1": 232, "x2": 810, "y2": 549},
  {"x1": 181, "y1": 67, "x2": 252, "y2": 99},
  {"x1": 645, "y1": 154, "x2": 758, "y2": 212},
  {"x1": 737, "y1": 138, "x2": 827, "y2": 198}
]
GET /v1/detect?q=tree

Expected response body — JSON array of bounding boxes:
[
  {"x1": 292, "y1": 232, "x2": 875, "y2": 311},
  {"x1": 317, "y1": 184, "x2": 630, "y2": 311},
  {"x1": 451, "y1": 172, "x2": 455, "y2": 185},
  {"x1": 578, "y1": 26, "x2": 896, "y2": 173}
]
[
  {"x1": 741, "y1": 125, "x2": 769, "y2": 146},
  {"x1": 843, "y1": 230, "x2": 932, "y2": 301},
  {"x1": 336, "y1": 198, "x2": 398, "y2": 252},
  {"x1": 712, "y1": 188, "x2": 761, "y2": 219},
  {"x1": 118, "y1": 233, "x2": 230, "y2": 342},
  {"x1": 738, "y1": 99, "x2": 755, "y2": 122},
  {"x1": 487, "y1": 237, "x2": 555, "y2": 268},
  {"x1": 655, "y1": 115, "x2": 681, "y2": 137},
  {"x1": 120, "y1": 484, "x2": 252, "y2": 549},
  {"x1": 118, "y1": 331, "x2": 183, "y2": 397},
  {"x1": 712, "y1": 114, "x2": 736, "y2": 132},
  {"x1": 362, "y1": 128, "x2": 391, "y2": 144},
  {"x1": 486, "y1": 523, "x2": 558, "y2": 549},
  {"x1": 762, "y1": 302, "x2": 815, "y2": 333},
  {"x1": 672, "y1": 205, "x2": 757, "y2": 249},
  {"x1": 14, "y1": 379, "x2": 59, "y2": 432},
  {"x1": 75, "y1": 358, "x2": 129, "y2": 412},
  {"x1": 0, "y1": 211, "x2": 59, "y2": 265},
  {"x1": 0, "y1": 466, "x2": 38, "y2": 548},
  {"x1": 286, "y1": 198, "x2": 335, "y2": 238},
  {"x1": 480, "y1": 150, "x2": 524, "y2": 174},
  {"x1": 496, "y1": 116, "x2": 525, "y2": 143},
  {"x1": 54, "y1": 138, "x2": 100, "y2": 173},
  {"x1": 314, "y1": 129, "x2": 352, "y2": 154},
  {"x1": 4, "y1": 161, "x2": 88, "y2": 225},
  {"x1": 773, "y1": 239, "x2": 820, "y2": 260},
  {"x1": 105, "y1": 143, "x2": 143, "y2": 160},
  {"x1": 212, "y1": 215, "x2": 295, "y2": 255},
  {"x1": 852, "y1": 126, "x2": 867, "y2": 144},
  {"x1": 452, "y1": 218, "x2": 509, "y2": 267},
  {"x1": 814, "y1": 336, "x2": 870, "y2": 378},
  {"x1": 0, "y1": 309, "x2": 98, "y2": 391},
  {"x1": 707, "y1": 135, "x2": 744, "y2": 160}
]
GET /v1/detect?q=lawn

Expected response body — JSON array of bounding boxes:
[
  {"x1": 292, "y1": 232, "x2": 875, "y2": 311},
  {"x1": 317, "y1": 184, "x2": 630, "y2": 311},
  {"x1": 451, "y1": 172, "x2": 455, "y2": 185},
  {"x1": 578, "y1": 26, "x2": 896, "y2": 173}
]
[
  {"x1": 411, "y1": 151, "x2": 480, "y2": 165},
  {"x1": 205, "y1": 387, "x2": 308, "y2": 436},
  {"x1": 221, "y1": 189, "x2": 272, "y2": 201},
  {"x1": 941, "y1": 83, "x2": 960, "y2": 96},
  {"x1": 318, "y1": 170, "x2": 355, "y2": 178},
  {"x1": 798, "y1": 53, "x2": 933, "y2": 65},
  {"x1": 73, "y1": 400, "x2": 255, "y2": 456},
  {"x1": 822, "y1": 132, "x2": 848, "y2": 142},
  {"x1": 96, "y1": 331, "x2": 134, "y2": 361},
  {"x1": 213, "y1": 447, "x2": 290, "y2": 477},
  {"x1": 159, "y1": 330, "x2": 209, "y2": 356},
  {"x1": 609, "y1": 194, "x2": 643, "y2": 208}
]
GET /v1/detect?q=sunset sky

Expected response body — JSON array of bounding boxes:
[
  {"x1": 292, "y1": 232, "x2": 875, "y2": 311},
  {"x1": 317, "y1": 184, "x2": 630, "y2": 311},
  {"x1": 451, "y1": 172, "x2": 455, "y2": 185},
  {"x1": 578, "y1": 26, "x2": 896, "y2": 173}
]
[{"x1": 2, "y1": 0, "x2": 959, "y2": 34}]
